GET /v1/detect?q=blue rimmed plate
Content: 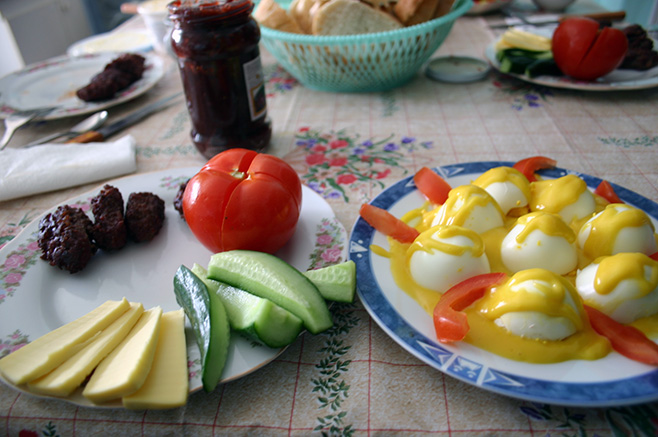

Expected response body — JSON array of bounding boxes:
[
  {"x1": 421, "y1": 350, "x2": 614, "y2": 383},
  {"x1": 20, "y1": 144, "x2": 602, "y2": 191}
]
[{"x1": 350, "y1": 161, "x2": 658, "y2": 406}]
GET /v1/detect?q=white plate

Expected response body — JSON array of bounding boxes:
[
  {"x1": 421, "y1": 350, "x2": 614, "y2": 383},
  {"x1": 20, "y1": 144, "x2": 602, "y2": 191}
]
[
  {"x1": 0, "y1": 52, "x2": 164, "y2": 120},
  {"x1": 350, "y1": 161, "x2": 658, "y2": 406},
  {"x1": 0, "y1": 167, "x2": 348, "y2": 408},
  {"x1": 485, "y1": 42, "x2": 658, "y2": 91},
  {"x1": 67, "y1": 30, "x2": 153, "y2": 57}
]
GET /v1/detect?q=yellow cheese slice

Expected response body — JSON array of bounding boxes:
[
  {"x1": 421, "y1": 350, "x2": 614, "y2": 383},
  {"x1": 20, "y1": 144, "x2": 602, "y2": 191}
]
[
  {"x1": 82, "y1": 307, "x2": 163, "y2": 404},
  {"x1": 123, "y1": 309, "x2": 189, "y2": 409},
  {"x1": 0, "y1": 298, "x2": 130, "y2": 385},
  {"x1": 27, "y1": 302, "x2": 145, "y2": 397}
]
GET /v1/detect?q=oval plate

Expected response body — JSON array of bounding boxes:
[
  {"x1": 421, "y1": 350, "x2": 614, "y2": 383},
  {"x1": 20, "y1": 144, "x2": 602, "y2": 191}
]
[
  {"x1": 0, "y1": 52, "x2": 164, "y2": 120},
  {"x1": 350, "y1": 161, "x2": 658, "y2": 407}
]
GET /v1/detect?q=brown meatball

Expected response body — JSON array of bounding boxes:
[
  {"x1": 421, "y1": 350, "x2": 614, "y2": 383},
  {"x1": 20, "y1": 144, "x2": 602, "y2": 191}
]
[
  {"x1": 76, "y1": 53, "x2": 146, "y2": 102},
  {"x1": 91, "y1": 184, "x2": 127, "y2": 251},
  {"x1": 125, "y1": 192, "x2": 166, "y2": 242},
  {"x1": 38, "y1": 206, "x2": 97, "y2": 274}
]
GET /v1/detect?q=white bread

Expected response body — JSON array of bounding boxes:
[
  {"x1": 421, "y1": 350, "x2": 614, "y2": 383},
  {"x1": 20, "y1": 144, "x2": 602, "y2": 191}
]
[
  {"x1": 253, "y1": 0, "x2": 303, "y2": 33},
  {"x1": 312, "y1": 0, "x2": 403, "y2": 35},
  {"x1": 433, "y1": 0, "x2": 455, "y2": 18},
  {"x1": 394, "y1": 0, "x2": 454, "y2": 26},
  {"x1": 289, "y1": 0, "x2": 330, "y2": 33}
]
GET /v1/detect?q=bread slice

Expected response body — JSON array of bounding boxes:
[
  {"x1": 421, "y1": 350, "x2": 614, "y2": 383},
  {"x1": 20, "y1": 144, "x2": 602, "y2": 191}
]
[
  {"x1": 312, "y1": 0, "x2": 403, "y2": 35},
  {"x1": 394, "y1": 0, "x2": 454, "y2": 25},
  {"x1": 433, "y1": 0, "x2": 456, "y2": 18},
  {"x1": 394, "y1": 0, "x2": 440, "y2": 25},
  {"x1": 254, "y1": 0, "x2": 303, "y2": 33},
  {"x1": 290, "y1": 0, "x2": 324, "y2": 33}
]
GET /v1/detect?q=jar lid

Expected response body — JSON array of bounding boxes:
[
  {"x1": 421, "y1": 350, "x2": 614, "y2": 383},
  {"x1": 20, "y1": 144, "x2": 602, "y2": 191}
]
[{"x1": 425, "y1": 56, "x2": 491, "y2": 83}]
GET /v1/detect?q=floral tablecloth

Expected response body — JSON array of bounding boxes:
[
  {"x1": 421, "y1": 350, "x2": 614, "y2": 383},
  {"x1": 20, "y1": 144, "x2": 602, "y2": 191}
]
[{"x1": 1, "y1": 10, "x2": 658, "y2": 437}]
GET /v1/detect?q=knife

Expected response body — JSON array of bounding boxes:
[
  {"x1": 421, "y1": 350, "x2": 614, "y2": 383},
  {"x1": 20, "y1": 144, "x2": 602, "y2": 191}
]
[
  {"x1": 489, "y1": 10, "x2": 626, "y2": 28},
  {"x1": 67, "y1": 93, "x2": 183, "y2": 143}
]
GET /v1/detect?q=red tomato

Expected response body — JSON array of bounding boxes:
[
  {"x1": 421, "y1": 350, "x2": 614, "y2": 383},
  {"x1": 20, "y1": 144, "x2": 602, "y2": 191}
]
[
  {"x1": 359, "y1": 204, "x2": 420, "y2": 244},
  {"x1": 413, "y1": 167, "x2": 452, "y2": 205},
  {"x1": 594, "y1": 180, "x2": 623, "y2": 204},
  {"x1": 584, "y1": 305, "x2": 658, "y2": 366},
  {"x1": 552, "y1": 18, "x2": 628, "y2": 81},
  {"x1": 513, "y1": 156, "x2": 557, "y2": 182},
  {"x1": 182, "y1": 149, "x2": 302, "y2": 254},
  {"x1": 433, "y1": 272, "x2": 508, "y2": 343}
]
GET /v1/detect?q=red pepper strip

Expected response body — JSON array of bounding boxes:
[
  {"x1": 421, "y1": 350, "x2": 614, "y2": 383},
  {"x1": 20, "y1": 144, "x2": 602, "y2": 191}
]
[
  {"x1": 584, "y1": 305, "x2": 658, "y2": 366},
  {"x1": 433, "y1": 272, "x2": 508, "y2": 343},
  {"x1": 513, "y1": 156, "x2": 557, "y2": 183},
  {"x1": 594, "y1": 180, "x2": 624, "y2": 204},
  {"x1": 413, "y1": 167, "x2": 452, "y2": 205},
  {"x1": 650, "y1": 252, "x2": 658, "y2": 262},
  {"x1": 359, "y1": 203, "x2": 420, "y2": 244}
]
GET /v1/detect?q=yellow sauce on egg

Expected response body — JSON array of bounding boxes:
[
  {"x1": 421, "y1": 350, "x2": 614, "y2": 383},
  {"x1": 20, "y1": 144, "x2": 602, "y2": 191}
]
[
  {"x1": 594, "y1": 253, "x2": 658, "y2": 296},
  {"x1": 514, "y1": 212, "x2": 576, "y2": 245},
  {"x1": 580, "y1": 204, "x2": 657, "y2": 260},
  {"x1": 436, "y1": 185, "x2": 503, "y2": 227},
  {"x1": 530, "y1": 175, "x2": 588, "y2": 217},
  {"x1": 465, "y1": 269, "x2": 610, "y2": 363},
  {"x1": 472, "y1": 166, "x2": 531, "y2": 203}
]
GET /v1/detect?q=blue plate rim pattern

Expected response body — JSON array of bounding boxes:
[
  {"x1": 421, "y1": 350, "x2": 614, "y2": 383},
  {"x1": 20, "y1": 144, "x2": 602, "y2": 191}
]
[{"x1": 349, "y1": 161, "x2": 658, "y2": 407}]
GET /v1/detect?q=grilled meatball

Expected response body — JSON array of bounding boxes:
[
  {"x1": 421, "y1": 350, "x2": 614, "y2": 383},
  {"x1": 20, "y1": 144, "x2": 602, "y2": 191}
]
[
  {"x1": 38, "y1": 206, "x2": 97, "y2": 274},
  {"x1": 91, "y1": 185, "x2": 127, "y2": 251},
  {"x1": 125, "y1": 192, "x2": 166, "y2": 242},
  {"x1": 76, "y1": 53, "x2": 146, "y2": 102}
]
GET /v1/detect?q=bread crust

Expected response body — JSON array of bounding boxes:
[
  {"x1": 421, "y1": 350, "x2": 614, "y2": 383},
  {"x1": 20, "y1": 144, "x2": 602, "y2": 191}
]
[
  {"x1": 254, "y1": 0, "x2": 303, "y2": 33},
  {"x1": 312, "y1": 0, "x2": 402, "y2": 35}
]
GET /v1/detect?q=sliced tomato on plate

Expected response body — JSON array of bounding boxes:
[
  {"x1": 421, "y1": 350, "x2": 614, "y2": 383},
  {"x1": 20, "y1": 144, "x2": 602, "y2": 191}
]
[
  {"x1": 594, "y1": 180, "x2": 624, "y2": 204},
  {"x1": 413, "y1": 167, "x2": 452, "y2": 205},
  {"x1": 584, "y1": 305, "x2": 658, "y2": 366},
  {"x1": 513, "y1": 156, "x2": 557, "y2": 182},
  {"x1": 433, "y1": 272, "x2": 508, "y2": 343},
  {"x1": 359, "y1": 203, "x2": 420, "y2": 243}
]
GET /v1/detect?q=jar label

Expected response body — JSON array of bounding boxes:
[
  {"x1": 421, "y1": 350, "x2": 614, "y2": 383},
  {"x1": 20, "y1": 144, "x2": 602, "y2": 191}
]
[{"x1": 243, "y1": 55, "x2": 267, "y2": 122}]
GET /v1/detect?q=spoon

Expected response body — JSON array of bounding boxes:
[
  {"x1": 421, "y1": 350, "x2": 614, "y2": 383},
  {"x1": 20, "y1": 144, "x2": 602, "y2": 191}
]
[{"x1": 24, "y1": 110, "x2": 109, "y2": 147}]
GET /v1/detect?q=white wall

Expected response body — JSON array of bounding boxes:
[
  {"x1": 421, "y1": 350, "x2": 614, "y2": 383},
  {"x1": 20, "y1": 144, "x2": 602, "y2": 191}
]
[{"x1": 0, "y1": 11, "x2": 24, "y2": 77}]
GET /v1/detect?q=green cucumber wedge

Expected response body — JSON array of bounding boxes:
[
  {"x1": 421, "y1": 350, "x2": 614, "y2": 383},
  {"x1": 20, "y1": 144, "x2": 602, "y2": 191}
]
[
  {"x1": 207, "y1": 250, "x2": 333, "y2": 334},
  {"x1": 173, "y1": 265, "x2": 230, "y2": 392},
  {"x1": 191, "y1": 264, "x2": 303, "y2": 348},
  {"x1": 303, "y1": 261, "x2": 356, "y2": 303}
]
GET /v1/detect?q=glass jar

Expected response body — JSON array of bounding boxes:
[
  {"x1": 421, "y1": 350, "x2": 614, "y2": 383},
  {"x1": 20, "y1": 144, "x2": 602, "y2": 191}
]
[{"x1": 169, "y1": 0, "x2": 272, "y2": 159}]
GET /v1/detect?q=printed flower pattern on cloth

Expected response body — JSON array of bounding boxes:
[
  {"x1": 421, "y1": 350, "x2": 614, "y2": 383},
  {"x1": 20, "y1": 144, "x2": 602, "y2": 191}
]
[
  {"x1": 264, "y1": 64, "x2": 298, "y2": 97},
  {"x1": 289, "y1": 127, "x2": 432, "y2": 202},
  {"x1": 0, "y1": 236, "x2": 40, "y2": 306},
  {"x1": 492, "y1": 73, "x2": 554, "y2": 110}
]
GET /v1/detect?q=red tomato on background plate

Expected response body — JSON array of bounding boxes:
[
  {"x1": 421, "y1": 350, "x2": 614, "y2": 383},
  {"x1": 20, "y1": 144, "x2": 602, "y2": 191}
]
[
  {"x1": 552, "y1": 17, "x2": 628, "y2": 81},
  {"x1": 182, "y1": 149, "x2": 302, "y2": 254}
]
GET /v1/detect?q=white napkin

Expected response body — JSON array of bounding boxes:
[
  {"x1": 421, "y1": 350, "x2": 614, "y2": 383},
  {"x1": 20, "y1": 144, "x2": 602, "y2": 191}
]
[{"x1": 0, "y1": 135, "x2": 137, "y2": 202}]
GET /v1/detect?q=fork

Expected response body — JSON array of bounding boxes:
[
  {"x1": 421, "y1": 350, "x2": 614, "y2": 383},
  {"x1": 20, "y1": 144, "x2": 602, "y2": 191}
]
[{"x1": 0, "y1": 106, "x2": 58, "y2": 151}]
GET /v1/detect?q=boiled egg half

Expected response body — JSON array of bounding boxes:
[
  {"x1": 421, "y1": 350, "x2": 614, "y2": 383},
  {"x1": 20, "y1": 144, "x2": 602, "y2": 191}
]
[{"x1": 576, "y1": 252, "x2": 658, "y2": 324}]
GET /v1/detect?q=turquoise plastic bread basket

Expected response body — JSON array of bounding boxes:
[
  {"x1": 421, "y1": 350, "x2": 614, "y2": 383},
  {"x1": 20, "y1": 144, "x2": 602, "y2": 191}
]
[{"x1": 259, "y1": 0, "x2": 472, "y2": 92}]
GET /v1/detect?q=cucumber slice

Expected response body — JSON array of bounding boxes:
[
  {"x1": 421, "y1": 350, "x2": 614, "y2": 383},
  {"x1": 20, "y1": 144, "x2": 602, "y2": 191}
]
[
  {"x1": 191, "y1": 264, "x2": 303, "y2": 348},
  {"x1": 207, "y1": 250, "x2": 333, "y2": 334},
  {"x1": 173, "y1": 265, "x2": 230, "y2": 392},
  {"x1": 303, "y1": 261, "x2": 356, "y2": 303}
]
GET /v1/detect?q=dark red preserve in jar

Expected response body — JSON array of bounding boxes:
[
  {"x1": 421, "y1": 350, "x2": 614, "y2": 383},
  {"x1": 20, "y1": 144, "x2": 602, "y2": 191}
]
[{"x1": 169, "y1": 0, "x2": 272, "y2": 159}]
